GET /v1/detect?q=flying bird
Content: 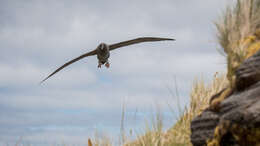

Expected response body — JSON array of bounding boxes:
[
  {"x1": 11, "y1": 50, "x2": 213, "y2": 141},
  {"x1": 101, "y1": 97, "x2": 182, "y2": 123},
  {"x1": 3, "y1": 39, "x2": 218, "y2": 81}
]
[{"x1": 41, "y1": 37, "x2": 175, "y2": 83}]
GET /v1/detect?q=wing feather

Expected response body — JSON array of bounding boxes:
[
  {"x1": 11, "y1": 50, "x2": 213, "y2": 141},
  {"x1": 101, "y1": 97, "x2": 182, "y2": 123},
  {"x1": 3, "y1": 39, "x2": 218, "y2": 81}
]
[
  {"x1": 109, "y1": 37, "x2": 175, "y2": 51},
  {"x1": 40, "y1": 50, "x2": 97, "y2": 84}
]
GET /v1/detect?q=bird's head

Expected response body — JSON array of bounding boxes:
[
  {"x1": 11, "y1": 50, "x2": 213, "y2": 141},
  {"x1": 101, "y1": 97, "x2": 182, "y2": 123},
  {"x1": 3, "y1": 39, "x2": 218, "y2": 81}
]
[{"x1": 99, "y1": 43, "x2": 106, "y2": 51}]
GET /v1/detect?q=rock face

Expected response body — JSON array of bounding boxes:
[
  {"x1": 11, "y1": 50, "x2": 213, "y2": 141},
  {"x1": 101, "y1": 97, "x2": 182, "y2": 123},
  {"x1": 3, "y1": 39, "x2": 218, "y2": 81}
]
[
  {"x1": 190, "y1": 50, "x2": 260, "y2": 146},
  {"x1": 236, "y1": 50, "x2": 260, "y2": 91}
]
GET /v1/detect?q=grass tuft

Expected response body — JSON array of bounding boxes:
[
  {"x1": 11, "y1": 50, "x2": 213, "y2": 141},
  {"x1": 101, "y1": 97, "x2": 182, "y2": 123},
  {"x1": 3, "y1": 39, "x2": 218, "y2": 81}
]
[
  {"x1": 215, "y1": 0, "x2": 260, "y2": 84},
  {"x1": 121, "y1": 74, "x2": 228, "y2": 146},
  {"x1": 161, "y1": 73, "x2": 228, "y2": 146}
]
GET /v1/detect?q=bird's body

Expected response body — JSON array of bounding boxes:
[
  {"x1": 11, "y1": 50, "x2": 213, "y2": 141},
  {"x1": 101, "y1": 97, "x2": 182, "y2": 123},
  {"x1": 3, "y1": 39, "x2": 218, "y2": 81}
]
[
  {"x1": 96, "y1": 43, "x2": 110, "y2": 68},
  {"x1": 41, "y1": 37, "x2": 175, "y2": 83}
]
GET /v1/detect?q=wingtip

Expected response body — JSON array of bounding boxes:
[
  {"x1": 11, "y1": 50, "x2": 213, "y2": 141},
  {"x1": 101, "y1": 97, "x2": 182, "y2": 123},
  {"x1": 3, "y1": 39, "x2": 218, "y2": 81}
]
[
  {"x1": 39, "y1": 77, "x2": 48, "y2": 85},
  {"x1": 161, "y1": 37, "x2": 175, "y2": 41},
  {"x1": 39, "y1": 80, "x2": 45, "y2": 85}
]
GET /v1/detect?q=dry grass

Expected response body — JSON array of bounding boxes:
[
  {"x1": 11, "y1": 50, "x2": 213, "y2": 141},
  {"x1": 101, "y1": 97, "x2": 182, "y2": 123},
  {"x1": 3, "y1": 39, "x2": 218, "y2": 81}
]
[
  {"x1": 124, "y1": 111, "x2": 164, "y2": 146},
  {"x1": 89, "y1": 74, "x2": 228, "y2": 146},
  {"x1": 161, "y1": 73, "x2": 228, "y2": 146},
  {"x1": 216, "y1": 0, "x2": 260, "y2": 55},
  {"x1": 215, "y1": 0, "x2": 260, "y2": 83},
  {"x1": 91, "y1": 131, "x2": 113, "y2": 146}
]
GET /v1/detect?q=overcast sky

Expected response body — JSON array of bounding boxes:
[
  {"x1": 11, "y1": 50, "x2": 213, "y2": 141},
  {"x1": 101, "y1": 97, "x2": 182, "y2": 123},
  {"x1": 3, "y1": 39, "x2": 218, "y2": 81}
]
[{"x1": 0, "y1": 0, "x2": 232, "y2": 145}]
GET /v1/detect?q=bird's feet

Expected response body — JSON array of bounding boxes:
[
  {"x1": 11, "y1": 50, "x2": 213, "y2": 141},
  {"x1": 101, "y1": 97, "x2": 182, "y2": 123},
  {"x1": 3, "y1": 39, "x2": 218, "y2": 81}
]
[
  {"x1": 105, "y1": 62, "x2": 110, "y2": 68},
  {"x1": 98, "y1": 63, "x2": 102, "y2": 68}
]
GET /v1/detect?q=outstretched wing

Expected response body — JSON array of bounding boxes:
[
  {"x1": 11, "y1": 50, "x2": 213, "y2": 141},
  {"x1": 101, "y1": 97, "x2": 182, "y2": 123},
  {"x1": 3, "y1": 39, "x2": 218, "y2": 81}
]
[
  {"x1": 109, "y1": 37, "x2": 175, "y2": 51},
  {"x1": 40, "y1": 49, "x2": 97, "y2": 84}
]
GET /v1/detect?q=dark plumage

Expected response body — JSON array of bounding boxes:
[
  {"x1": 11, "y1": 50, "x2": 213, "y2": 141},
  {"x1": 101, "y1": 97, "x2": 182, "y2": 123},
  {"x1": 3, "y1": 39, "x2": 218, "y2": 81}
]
[{"x1": 40, "y1": 37, "x2": 175, "y2": 83}]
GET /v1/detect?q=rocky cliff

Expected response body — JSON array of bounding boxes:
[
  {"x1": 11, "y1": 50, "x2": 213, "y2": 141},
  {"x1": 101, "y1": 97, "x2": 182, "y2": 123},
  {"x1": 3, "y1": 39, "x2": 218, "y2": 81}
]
[{"x1": 190, "y1": 50, "x2": 260, "y2": 146}]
